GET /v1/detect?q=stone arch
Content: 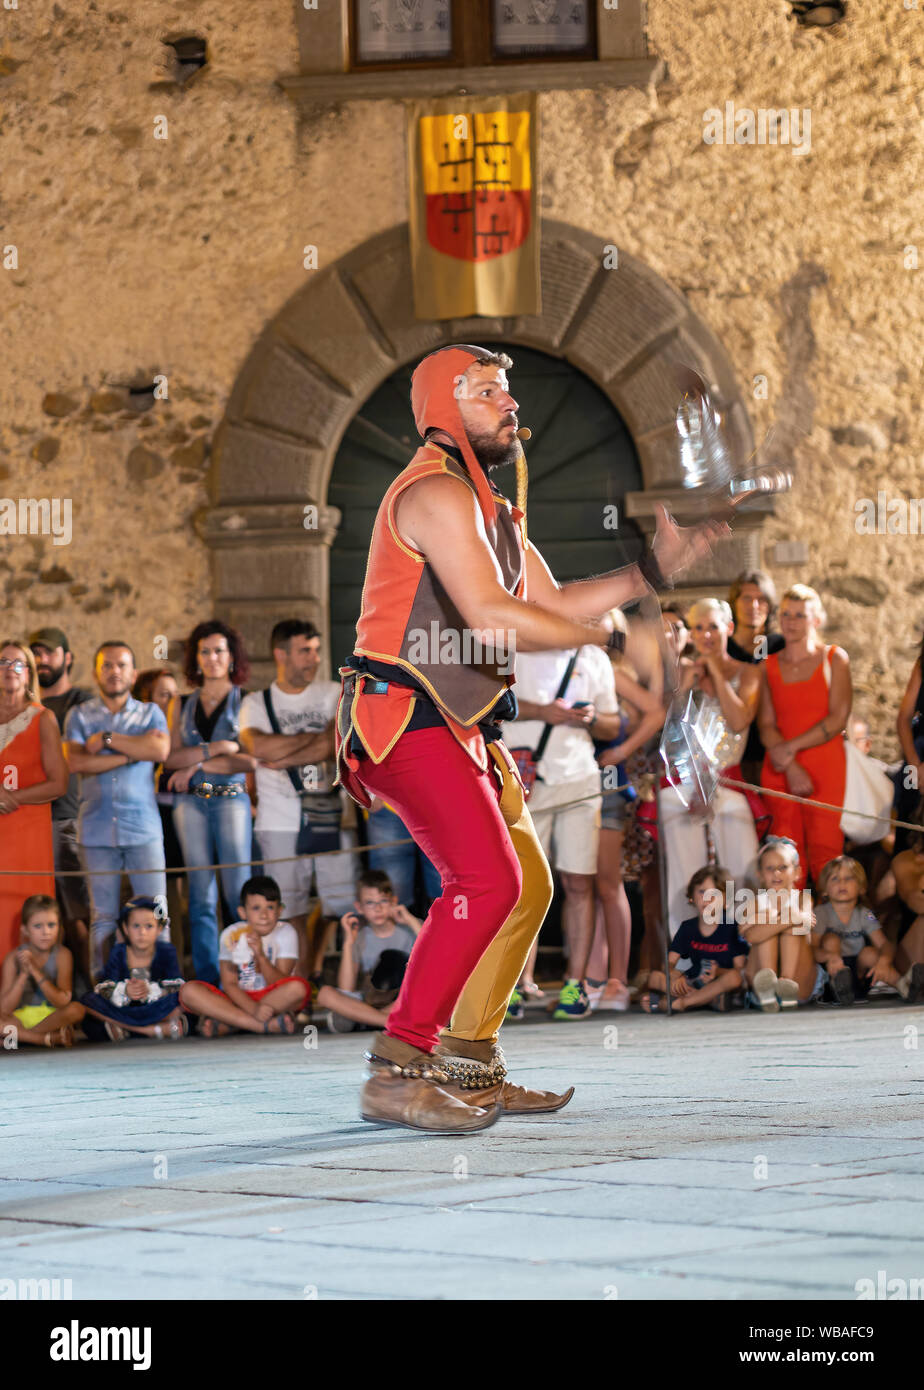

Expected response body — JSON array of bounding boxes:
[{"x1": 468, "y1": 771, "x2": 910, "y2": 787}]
[{"x1": 200, "y1": 219, "x2": 759, "y2": 679}]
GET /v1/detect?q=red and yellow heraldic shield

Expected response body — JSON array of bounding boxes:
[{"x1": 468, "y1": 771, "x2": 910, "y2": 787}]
[
  {"x1": 419, "y1": 109, "x2": 532, "y2": 262},
  {"x1": 408, "y1": 92, "x2": 540, "y2": 320}
]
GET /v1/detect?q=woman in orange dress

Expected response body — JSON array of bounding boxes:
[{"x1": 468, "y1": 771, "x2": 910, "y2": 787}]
[
  {"x1": 0, "y1": 640, "x2": 68, "y2": 957},
  {"x1": 757, "y1": 588, "x2": 852, "y2": 889}
]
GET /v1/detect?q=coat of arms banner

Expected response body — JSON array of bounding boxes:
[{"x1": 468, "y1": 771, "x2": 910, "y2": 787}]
[{"x1": 407, "y1": 91, "x2": 541, "y2": 320}]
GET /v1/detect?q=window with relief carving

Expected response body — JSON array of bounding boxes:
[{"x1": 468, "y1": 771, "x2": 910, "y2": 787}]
[
  {"x1": 350, "y1": 0, "x2": 596, "y2": 70},
  {"x1": 493, "y1": 1, "x2": 593, "y2": 58}
]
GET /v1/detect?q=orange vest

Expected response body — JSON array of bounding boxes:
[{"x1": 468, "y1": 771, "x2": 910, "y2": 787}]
[{"x1": 335, "y1": 445, "x2": 527, "y2": 804}]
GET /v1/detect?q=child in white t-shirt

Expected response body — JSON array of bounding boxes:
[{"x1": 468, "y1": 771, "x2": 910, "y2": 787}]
[{"x1": 180, "y1": 875, "x2": 394, "y2": 1037}]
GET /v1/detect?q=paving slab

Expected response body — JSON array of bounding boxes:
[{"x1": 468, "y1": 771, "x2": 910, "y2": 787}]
[
  {"x1": 2, "y1": 1004, "x2": 923, "y2": 1298},
  {"x1": 639, "y1": 1234, "x2": 924, "y2": 1296}
]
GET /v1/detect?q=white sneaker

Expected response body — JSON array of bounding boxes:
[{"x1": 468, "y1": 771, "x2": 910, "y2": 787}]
[
  {"x1": 752, "y1": 967, "x2": 780, "y2": 1013},
  {"x1": 896, "y1": 963, "x2": 924, "y2": 1001},
  {"x1": 776, "y1": 977, "x2": 800, "y2": 1009},
  {"x1": 584, "y1": 982, "x2": 605, "y2": 1011},
  {"x1": 593, "y1": 980, "x2": 631, "y2": 1012}
]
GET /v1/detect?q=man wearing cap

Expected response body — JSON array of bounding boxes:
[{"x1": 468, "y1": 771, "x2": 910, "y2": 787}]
[
  {"x1": 30, "y1": 627, "x2": 94, "y2": 984},
  {"x1": 335, "y1": 344, "x2": 728, "y2": 1133}
]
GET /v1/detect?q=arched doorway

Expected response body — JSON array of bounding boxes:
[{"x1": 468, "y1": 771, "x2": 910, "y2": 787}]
[
  {"x1": 200, "y1": 220, "x2": 761, "y2": 681},
  {"x1": 327, "y1": 344, "x2": 644, "y2": 670}
]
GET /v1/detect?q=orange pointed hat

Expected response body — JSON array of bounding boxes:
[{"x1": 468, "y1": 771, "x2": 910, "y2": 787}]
[{"x1": 409, "y1": 344, "x2": 501, "y2": 531}]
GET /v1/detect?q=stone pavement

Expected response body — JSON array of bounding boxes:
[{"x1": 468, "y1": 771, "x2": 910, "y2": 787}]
[{"x1": 2, "y1": 1003, "x2": 923, "y2": 1301}]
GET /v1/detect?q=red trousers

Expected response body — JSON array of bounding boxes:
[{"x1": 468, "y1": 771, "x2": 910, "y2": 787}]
[
  {"x1": 354, "y1": 727, "x2": 522, "y2": 1053},
  {"x1": 761, "y1": 743, "x2": 846, "y2": 888}
]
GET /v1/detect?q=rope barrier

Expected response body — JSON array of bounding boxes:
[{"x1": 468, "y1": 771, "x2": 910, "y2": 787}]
[
  {"x1": 0, "y1": 767, "x2": 910, "y2": 877},
  {"x1": 473, "y1": 770, "x2": 906, "y2": 831},
  {"x1": 0, "y1": 832, "x2": 421, "y2": 877},
  {"x1": 722, "y1": 774, "x2": 896, "y2": 826}
]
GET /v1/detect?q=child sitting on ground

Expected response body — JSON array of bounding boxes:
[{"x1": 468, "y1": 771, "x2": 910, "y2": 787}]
[
  {"x1": 81, "y1": 896, "x2": 187, "y2": 1041},
  {"x1": 180, "y1": 874, "x2": 394, "y2": 1037},
  {"x1": 813, "y1": 856, "x2": 924, "y2": 1005},
  {"x1": 641, "y1": 866, "x2": 749, "y2": 1013},
  {"x1": 739, "y1": 837, "x2": 818, "y2": 1011},
  {"x1": 333, "y1": 870, "x2": 420, "y2": 1031},
  {"x1": 0, "y1": 894, "x2": 85, "y2": 1047}
]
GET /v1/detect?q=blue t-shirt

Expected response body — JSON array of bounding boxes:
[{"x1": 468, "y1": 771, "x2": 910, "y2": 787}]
[
  {"x1": 670, "y1": 916, "x2": 749, "y2": 980},
  {"x1": 64, "y1": 695, "x2": 168, "y2": 846}
]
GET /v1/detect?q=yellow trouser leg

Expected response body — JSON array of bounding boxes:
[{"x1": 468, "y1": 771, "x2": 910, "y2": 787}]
[{"x1": 444, "y1": 751, "x2": 554, "y2": 1045}]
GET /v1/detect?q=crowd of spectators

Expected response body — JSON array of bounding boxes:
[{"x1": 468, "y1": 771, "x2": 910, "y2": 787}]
[
  {"x1": 2, "y1": 567, "x2": 924, "y2": 1050},
  {"x1": 503, "y1": 571, "x2": 924, "y2": 1020}
]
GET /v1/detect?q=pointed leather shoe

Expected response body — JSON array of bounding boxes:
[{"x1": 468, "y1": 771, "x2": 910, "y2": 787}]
[
  {"x1": 433, "y1": 1038, "x2": 575, "y2": 1115},
  {"x1": 360, "y1": 1052, "x2": 501, "y2": 1133}
]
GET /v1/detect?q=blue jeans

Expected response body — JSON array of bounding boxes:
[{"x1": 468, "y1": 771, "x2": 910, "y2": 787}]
[
  {"x1": 366, "y1": 805, "x2": 441, "y2": 907},
  {"x1": 172, "y1": 793, "x2": 253, "y2": 983},
  {"x1": 81, "y1": 841, "x2": 168, "y2": 982}
]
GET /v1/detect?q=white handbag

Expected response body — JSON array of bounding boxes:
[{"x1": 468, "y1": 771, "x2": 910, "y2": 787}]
[
  {"x1": 840, "y1": 740, "x2": 893, "y2": 844},
  {"x1": 821, "y1": 648, "x2": 893, "y2": 845}
]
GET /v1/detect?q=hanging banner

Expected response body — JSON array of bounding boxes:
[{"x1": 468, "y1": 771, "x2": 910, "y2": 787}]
[{"x1": 407, "y1": 91, "x2": 540, "y2": 320}]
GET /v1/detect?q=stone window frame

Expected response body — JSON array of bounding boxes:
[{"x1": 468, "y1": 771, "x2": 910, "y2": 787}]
[
  {"x1": 285, "y1": 0, "x2": 653, "y2": 103},
  {"x1": 348, "y1": 0, "x2": 597, "y2": 71}
]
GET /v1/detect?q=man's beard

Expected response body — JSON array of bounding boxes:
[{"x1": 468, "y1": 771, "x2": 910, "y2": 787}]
[
  {"x1": 465, "y1": 423, "x2": 520, "y2": 471},
  {"x1": 37, "y1": 659, "x2": 66, "y2": 688}
]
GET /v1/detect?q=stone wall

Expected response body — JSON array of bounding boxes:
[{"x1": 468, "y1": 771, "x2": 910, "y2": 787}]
[
  {"x1": 1, "y1": 0, "x2": 305, "y2": 673},
  {"x1": 2, "y1": 1, "x2": 921, "y2": 752}
]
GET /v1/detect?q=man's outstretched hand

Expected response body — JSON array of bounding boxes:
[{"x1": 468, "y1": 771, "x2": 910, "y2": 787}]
[{"x1": 649, "y1": 503, "x2": 731, "y2": 582}]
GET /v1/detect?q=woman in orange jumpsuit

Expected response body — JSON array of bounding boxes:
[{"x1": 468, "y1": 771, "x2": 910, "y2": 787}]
[
  {"x1": 0, "y1": 642, "x2": 67, "y2": 957},
  {"x1": 758, "y1": 586, "x2": 852, "y2": 889}
]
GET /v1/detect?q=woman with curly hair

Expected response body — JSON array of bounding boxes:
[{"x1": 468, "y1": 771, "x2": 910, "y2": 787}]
[{"x1": 164, "y1": 621, "x2": 256, "y2": 984}]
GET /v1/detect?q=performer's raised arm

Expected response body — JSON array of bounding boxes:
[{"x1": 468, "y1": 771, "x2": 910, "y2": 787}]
[
  {"x1": 396, "y1": 474, "x2": 729, "y2": 656},
  {"x1": 523, "y1": 504, "x2": 729, "y2": 624}
]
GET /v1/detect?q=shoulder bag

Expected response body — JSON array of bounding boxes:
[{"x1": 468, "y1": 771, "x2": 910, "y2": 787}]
[{"x1": 262, "y1": 689, "x2": 341, "y2": 853}]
